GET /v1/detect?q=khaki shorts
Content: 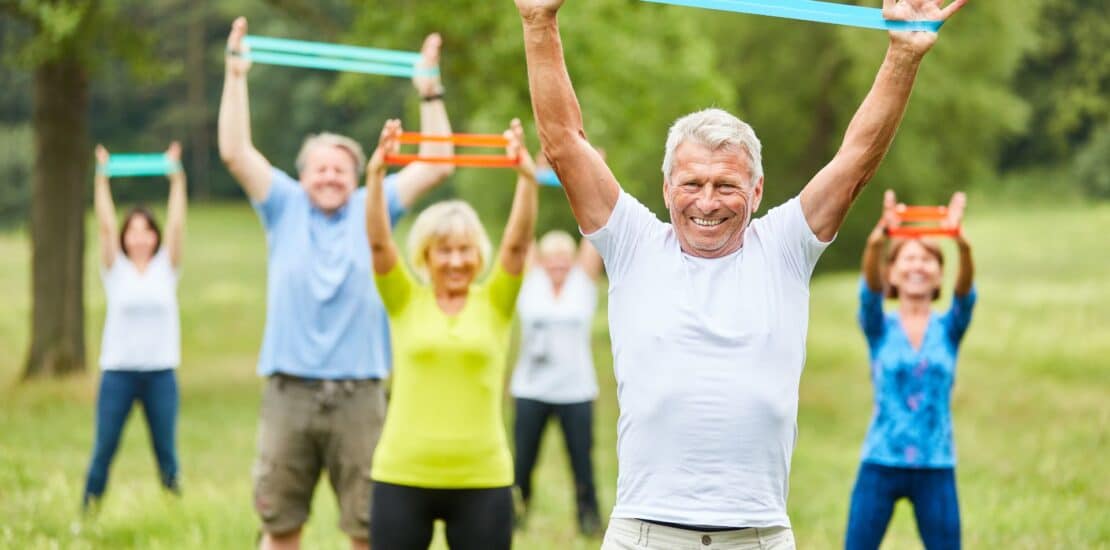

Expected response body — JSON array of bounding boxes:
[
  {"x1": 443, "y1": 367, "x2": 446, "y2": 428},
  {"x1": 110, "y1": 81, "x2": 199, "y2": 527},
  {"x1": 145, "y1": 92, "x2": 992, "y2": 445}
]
[
  {"x1": 602, "y1": 518, "x2": 796, "y2": 550},
  {"x1": 252, "y1": 375, "x2": 386, "y2": 539}
]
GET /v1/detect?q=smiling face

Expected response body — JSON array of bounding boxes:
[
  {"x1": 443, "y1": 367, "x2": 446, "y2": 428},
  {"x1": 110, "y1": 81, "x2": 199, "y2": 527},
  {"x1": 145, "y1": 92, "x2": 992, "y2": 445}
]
[
  {"x1": 122, "y1": 213, "x2": 160, "y2": 264},
  {"x1": 664, "y1": 141, "x2": 763, "y2": 258},
  {"x1": 887, "y1": 240, "x2": 944, "y2": 301},
  {"x1": 540, "y1": 249, "x2": 574, "y2": 289},
  {"x1": 298, "y1": 144, "x2": 359, "y2": 213},
  {"x1": 427, "y1": 232, "x2": 482, "y2": 296}
]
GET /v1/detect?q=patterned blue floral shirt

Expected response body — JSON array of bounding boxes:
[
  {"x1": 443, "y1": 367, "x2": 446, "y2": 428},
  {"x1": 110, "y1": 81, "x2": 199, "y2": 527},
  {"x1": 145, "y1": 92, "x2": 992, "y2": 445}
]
[{"x1": 858, "y1": 278, "x2": 977, "y2": 468}]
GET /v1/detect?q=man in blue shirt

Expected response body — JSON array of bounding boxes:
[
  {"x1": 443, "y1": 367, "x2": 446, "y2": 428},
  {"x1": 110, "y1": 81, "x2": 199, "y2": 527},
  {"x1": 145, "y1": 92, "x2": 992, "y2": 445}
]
[{"x1": 219, "y1": 18, "x2": 455, "y2": 550}]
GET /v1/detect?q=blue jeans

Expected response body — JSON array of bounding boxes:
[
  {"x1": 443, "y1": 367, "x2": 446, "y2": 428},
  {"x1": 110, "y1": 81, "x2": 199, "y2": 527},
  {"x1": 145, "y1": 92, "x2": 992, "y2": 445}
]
[
  {"x1": 845, "y1": 462, "x2": 961, "y2": 550},
  {"x1": 83, "y1": 369, "x2": 179, "y2": 504}
]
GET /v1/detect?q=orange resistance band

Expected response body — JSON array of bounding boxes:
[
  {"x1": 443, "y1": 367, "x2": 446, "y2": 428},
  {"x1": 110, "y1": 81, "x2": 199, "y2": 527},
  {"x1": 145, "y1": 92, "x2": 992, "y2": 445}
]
[
  {"x1": 386, "y1": 133, "x2": 519, "y2": 167},
  {"x1": 888, "y1": 205, "x2": 960, "y2": 238}
]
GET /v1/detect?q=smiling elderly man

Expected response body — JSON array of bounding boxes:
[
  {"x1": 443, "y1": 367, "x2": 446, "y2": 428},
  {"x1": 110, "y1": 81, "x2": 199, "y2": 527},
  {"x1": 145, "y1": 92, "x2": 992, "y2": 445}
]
[{"x1": 513, "y1": 0, "x2": 968, "y2": 548}]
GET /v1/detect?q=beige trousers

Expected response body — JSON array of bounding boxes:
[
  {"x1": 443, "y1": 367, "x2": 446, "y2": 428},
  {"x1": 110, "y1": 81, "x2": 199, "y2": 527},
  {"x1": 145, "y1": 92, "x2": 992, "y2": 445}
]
[{"x1": 601, "y1": 518, "x2": 796, "y2": 550}]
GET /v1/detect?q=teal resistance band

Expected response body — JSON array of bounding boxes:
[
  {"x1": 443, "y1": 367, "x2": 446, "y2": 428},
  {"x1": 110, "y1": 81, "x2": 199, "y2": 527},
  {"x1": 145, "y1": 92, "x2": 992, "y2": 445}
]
[
  {"x1": 241, "y1": 35, "x2": 438, "y2": 78},
  {"x1": 641, "y1": 0, "x2": 943, "y2": 32},
  {"x1": 535, "y1": 168, "x2": 563, "y2": 188},
  {"x1": 102, "y1": 154, "x2": 180, "y2": 178}
]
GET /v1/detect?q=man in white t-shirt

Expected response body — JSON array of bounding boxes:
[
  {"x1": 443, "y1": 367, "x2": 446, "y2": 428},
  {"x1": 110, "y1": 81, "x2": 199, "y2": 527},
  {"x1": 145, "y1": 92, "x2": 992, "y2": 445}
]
[{"x1": 513, "y1": 0, "x2": 968, "y2": 547}]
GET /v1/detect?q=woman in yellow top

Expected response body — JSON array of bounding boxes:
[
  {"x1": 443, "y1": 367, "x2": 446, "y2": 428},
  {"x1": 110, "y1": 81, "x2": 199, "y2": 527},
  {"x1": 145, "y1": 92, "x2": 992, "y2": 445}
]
[{"x1": 365, "y1": 118, "x2": 538, "y2": 550}]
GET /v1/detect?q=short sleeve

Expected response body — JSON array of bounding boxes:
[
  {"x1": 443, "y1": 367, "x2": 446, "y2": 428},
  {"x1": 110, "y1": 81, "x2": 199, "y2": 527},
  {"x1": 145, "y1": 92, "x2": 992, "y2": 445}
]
[
  {"x1": 754, "y1": 196, "x2": 832, "y2": 284},
  {"x1": 858, "y1": 277, "x2": 886, "y2": 344},
  {"x1": 374, "y1": 263, "x2": 416, "y2": 315},
  {"x1": 583, "y1": 191, "x2": 663, "y2": 283},
  {"x1": 487, "y1": 260, "x2": 525, "y2": 320},
  {"x1": 252, "y1": 168, "x2": 301, "y2": 229},
  {"x1": 943, "y1": 286, "x2": 977, "y2": 345}
]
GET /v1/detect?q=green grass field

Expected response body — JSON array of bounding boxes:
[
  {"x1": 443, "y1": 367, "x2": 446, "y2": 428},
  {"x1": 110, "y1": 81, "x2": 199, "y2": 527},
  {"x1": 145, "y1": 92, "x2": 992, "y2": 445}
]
[{"x1": 1, "y1": 197, "x2": 1107, "y2": 549}]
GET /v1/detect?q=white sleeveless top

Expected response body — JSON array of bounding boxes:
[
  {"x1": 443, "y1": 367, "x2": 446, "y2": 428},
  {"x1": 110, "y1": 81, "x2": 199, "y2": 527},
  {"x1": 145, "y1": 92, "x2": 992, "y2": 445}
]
[
  {"x1": 510, "y1": 266, "x2": 599, "y2": 403},
  {"x1": 99, "y1": 250, "x2": 181, "y2": 370}
]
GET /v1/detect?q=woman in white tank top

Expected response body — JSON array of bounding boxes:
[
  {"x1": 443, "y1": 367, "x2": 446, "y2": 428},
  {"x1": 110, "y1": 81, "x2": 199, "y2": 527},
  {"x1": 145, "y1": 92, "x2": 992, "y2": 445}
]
[
  {"x1": 511, "y1": 230, "x2": 604, "y2": 535},
  {"x1": 82, "y1": 143, "x2": 187, "y2": 511}
]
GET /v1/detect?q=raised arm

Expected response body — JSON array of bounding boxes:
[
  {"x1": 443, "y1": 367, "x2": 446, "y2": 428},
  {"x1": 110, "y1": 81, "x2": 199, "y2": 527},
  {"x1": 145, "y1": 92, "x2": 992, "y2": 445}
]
[
  {"x1": 163, "y1": 142, "x2": 187, "y2": 268},
  {"x1": 515, "y1": 0, "x2": 619, "y2": 233},
  {"x1": 800, "y1": 0, "x2": 968, "y2": 241},
  {"x1": 499, "y1": 119, "x2": 539, "y2": 276},
  {"x1": 93, "y1": 145, "x2": 119, "y2": 268},
  {"x1": 862, "y1": 190, "x2": 898, "y2": 291},
  {"x1": 393, "y1": 33, "x2": 456, "y2": 208},
  {"x1": 218, "y1": 17, "x2": 273, "y2": 202},
  {"x1": 945, "y1": 192, "x2": 974, "y2": 296},
  {"x1": 366, "y1": 120, "x2": 403, "y2": 275},
  {"x1": 577, "y1": 238, "x2": 603, "y2": 281}
]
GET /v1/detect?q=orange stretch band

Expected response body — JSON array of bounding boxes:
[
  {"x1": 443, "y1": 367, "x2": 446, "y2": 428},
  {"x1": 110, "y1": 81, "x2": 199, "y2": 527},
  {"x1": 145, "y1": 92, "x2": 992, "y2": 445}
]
[
  {"x1": 385, "y1": 154, "x2": 520, "y2": 167},
  {"x1": 896, "y1": 205, "x2": 948, "y2": 222},
  {"x1": 887, "y1": 226, "x2": 960, "y2": 238},
  {"x1": 397, "y1": 133, "x2": 509, "y2": 147}
]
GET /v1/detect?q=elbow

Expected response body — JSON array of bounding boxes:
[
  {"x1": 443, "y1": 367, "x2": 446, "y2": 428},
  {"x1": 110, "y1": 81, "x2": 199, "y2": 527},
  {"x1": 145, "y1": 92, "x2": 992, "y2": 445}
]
[{"x1": 537, "y1": 125, "x2": 585, "y2": 162}]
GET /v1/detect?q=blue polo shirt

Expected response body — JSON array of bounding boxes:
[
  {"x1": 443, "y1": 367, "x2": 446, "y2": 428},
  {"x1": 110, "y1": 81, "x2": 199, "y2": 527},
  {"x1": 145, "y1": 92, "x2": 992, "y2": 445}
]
[
  {"x1": 253, "y1": 167, "x2": 405, "y2": 379},
  {"x1": 858, "y1": 278, "x2": 977, "y2": 468}
]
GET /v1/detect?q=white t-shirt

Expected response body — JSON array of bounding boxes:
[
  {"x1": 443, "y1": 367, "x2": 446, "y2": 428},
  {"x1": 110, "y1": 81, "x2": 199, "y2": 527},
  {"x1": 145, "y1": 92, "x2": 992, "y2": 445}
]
[
  {"x1": 585, "y1": 191, "x2": 829, "y2": 529},
  {"x1": 99, "y1": 250, "x2": 181, "y2": 370},
  {"x1": 511, "y1": 266, "x2": 599, "y2": 404}
]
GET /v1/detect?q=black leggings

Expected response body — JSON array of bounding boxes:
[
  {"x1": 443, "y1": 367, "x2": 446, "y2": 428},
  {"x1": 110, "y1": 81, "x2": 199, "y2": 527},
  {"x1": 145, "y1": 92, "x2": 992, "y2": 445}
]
[
  {"x1": 513, "y1": 398, "x2": 599, "y2": 518},
  {"x1": 370, "y1": 481, "x2": 513, "y2": 550}
]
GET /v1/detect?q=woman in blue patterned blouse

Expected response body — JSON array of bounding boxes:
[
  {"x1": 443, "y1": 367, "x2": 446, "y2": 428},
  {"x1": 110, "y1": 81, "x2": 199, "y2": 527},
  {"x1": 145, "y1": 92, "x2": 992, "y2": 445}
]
[{"x1": 845, "y1": 190, "x2": 977, "y2": 550}]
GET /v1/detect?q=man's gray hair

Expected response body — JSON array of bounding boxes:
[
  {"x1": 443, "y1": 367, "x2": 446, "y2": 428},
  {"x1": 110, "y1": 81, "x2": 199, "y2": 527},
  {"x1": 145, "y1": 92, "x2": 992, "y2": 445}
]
[
  {"x1": 661, "y1": 108, "x2": 763, "y2": 184},
  {"x1": 295, "y1": 132, "x2": 367, "y2": 177}
]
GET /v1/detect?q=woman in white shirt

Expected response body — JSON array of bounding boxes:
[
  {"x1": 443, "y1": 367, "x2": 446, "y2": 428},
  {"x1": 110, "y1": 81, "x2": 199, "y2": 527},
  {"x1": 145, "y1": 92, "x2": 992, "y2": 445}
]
[
  {"x1": 82, "y1": 142, "x2": 187, "y2": 511},
  {"x1": 511, "y1": 230, "x2": 603, "y2": 535}
]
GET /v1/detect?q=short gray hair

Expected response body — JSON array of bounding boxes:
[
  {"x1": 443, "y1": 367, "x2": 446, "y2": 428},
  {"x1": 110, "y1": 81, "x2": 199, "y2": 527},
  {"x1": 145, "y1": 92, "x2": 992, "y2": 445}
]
[
  {"x1": 661, "y1": 108, "x2": 763, "y2": 184},
  {"x1": 295, "y1": 132, "x2": 366, "y2": 177}
]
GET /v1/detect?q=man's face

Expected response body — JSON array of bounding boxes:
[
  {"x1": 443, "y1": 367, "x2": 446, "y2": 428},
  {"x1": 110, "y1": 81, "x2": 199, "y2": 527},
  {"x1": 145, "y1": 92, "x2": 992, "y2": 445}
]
[
  {"x1": 663, "y1": 141, "x2": 763, "y2": 258},
  {"x1": 299, "y1": 145, "x2": 359, "y2": 213}
]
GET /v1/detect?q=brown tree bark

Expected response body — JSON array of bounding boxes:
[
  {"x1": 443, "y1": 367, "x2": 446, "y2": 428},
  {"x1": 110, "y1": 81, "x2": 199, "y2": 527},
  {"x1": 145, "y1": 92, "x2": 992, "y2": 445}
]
[{"x1": 24, "y1": 53, "x2": 89, "y2": 378}]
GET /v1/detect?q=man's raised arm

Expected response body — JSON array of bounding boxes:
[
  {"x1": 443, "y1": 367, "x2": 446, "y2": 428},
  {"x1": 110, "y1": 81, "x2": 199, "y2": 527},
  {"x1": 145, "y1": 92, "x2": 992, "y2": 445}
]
[
  {"x1": 515, "y1": 0, "x2": 620, "y2": 233},
  {"x1": 800, "y1": 0, "x2": 968, "y2": 242}
]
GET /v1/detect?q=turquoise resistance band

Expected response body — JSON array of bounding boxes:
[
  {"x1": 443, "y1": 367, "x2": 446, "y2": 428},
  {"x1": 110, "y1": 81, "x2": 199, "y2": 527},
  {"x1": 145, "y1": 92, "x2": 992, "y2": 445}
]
[
  {"x1": 241, "y1": 35, "x2": 438, "y2": 78},
  {"x1": 641, "y1": 0, "x2": 943, "y2": 32},
  {"x1": 102, "y1": 154, "x2": 180, "y2": 178}
]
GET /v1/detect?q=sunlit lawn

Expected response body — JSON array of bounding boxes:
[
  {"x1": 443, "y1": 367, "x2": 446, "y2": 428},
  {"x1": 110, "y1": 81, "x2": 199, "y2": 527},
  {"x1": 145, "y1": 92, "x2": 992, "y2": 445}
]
[{"x1": 1, "y1": 196, "x2": 1107, "y2": 548}]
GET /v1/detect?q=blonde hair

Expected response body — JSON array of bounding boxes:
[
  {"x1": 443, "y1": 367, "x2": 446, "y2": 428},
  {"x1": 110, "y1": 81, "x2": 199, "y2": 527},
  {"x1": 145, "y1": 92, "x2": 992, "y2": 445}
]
[
  {"x1": 407, "y1": 200, "x2": 492, "y2": 283},
  {"x1": 295, "y1": 132, "x2": 366, "y2": 177},
  {"x1": 537, "y1": 230, "x2": 577, "y2": 259}
]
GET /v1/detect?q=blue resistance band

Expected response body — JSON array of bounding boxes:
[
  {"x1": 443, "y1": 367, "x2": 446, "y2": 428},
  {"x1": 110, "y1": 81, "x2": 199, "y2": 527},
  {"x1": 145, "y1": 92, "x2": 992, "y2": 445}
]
[
  {"x1": 102, "y1": 154, "x2": 180, "y2": 178},
  {"x1": 641, "y1": 0, "x2": 943, "y2": 32},
  {"x1": 535, "y1": 168, "x2": 563, "y2": 188},
  {"x1": 242, "y1": 35, "x2": 438, "y2": 78}
]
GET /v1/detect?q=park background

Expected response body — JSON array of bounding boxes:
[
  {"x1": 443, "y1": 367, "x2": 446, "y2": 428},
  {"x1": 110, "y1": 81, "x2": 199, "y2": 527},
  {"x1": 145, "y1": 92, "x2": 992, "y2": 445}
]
[{"x1": 0, "y1": 0, "x2": 1107, "y2": 547}]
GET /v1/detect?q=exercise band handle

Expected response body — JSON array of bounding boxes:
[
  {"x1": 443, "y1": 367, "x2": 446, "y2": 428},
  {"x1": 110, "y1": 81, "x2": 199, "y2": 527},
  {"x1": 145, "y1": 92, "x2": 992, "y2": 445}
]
[
  {"x1": 887, "y1": 226, "x2": 960, "y2": 238},
  {"x1": 641, "y1": 0, "x2": 943, "y2": 32},
  {"x1": 385, "y1": 154, "x2": 520, "y2": 168},
  {"x1": 397, "y1": 133, "x2": 510, "y2": 147}
]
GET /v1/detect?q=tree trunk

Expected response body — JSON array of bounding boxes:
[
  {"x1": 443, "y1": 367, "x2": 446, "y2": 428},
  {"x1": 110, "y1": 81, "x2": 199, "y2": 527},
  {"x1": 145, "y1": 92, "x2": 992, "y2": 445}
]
[{"x1": 24, "y1": 54, "x2": 89, "y2": 379}]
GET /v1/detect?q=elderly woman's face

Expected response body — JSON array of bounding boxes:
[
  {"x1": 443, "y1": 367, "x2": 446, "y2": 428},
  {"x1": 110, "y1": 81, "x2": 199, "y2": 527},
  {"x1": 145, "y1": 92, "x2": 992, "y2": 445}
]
[
  {"x1": 540, "y1": 249, "x2": 574, "y2": 288},
  {"x1": 427, "y1": 233, "x2": 481, "y2": 295},
  {"x1": 888, "y1": 240, "x2": 943, "y2": 300},
  {"x1": 300, "y1": 145, "x2": 358, "y2": 214}
]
